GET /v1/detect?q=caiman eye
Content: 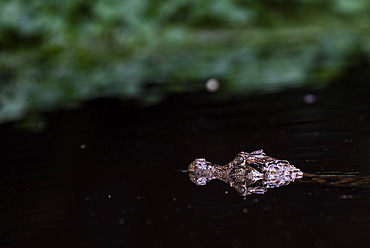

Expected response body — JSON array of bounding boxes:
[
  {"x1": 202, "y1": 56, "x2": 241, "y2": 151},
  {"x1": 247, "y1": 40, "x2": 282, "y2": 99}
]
[{"x1": 235, "y1": 155, "x2": 245, "y2": 165}]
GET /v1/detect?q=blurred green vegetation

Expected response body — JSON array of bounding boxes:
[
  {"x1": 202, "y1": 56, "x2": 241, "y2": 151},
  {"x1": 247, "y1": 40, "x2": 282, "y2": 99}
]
[{"x1": 0, "y1": 0, "x2": 370, "y2": 122}]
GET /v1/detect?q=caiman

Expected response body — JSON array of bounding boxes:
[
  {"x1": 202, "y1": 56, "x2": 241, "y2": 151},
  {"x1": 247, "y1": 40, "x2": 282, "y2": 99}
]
[{"x1": 188, "y1": 149, "x2": 368, "y2": 196}]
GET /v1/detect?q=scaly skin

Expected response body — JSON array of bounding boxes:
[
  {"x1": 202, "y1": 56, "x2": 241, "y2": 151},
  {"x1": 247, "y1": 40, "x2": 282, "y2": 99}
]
[{"x1": 188, "y1": 149, "x2": 303, "y2": 196}]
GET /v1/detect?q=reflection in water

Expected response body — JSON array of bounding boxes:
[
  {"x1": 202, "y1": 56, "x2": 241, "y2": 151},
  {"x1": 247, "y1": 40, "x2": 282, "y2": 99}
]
[{"x1": 188, "y1": 149, "x2": 303, "y2": 196}]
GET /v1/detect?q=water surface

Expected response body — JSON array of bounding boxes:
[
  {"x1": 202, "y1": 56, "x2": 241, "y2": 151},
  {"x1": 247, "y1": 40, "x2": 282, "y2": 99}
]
[{"x1": 1, "y1": 82, "x2": 370, "y2": 247}]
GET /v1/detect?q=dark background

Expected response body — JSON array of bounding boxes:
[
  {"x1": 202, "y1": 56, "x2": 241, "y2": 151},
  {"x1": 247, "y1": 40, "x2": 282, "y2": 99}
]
[
  {"x1": 1, "y1": 1, "x2": 370, "y2": 247},
  {"x1": 1, "y1": 66, "x2": 370, "y2": 247}
]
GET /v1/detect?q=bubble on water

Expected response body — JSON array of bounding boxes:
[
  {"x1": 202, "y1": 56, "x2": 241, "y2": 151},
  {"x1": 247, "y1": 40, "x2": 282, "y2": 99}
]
[
  {"x1": 225, "y1": 190, "x2": 229, "y2": 195},
  {"x1": 38, "y1": 122, "x2": 45, "y2": 129},
  {"x1": 205, "y1": 78, "x2": 220, "y2": 92},
  {"x1": 232, "y1": 239, "x2": 241, "y2": 248},
  {"x1": 242, "y1": 208, "x2": 249, "y2": 213},
  {"x1": 178, "y1": 223, "x2": 186, "y2": 230},
  {"x1": 284, "y1": 232, "x2": 292, "y2": 240},
  {"x1": 214, "y1": 227, "x2": 223, "y2": 234},
  {"x1": 163, "y1": 214, "x2": 169, "y2": 221},
  {"x1": 338, "y1": 194, "x2": 353, "y2": 199},
  {"x1": 325, "y1": 215, "x2": 333, "y2": 221},
  {"x1": 315, "y1": 239, "x2": 325, "y2": 248},
  {"x1": 263, "y1": 206, "x2": 271, "y2": 211},
  {"x1": 108, "y1": 195, "x2": 111, "y2": 199},
  {"x1": 299, "y1": 223, "x2": 306, "y2": 230},
  {"x1": 304, "y1": 94, "x2": 316, "y2": 104}
]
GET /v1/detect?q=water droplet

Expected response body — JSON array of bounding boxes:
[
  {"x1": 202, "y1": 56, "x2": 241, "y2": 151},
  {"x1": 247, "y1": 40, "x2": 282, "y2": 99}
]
[
  {"x1": 232, "y1": 239, "x2": 241, "y2": 248},
  {"x1": 85, "y1": 197, "x2": 90, "y2": 201},
  {"x1": 304, "y1": 94, "x2": 316, "y2": 104},
  {"x1": 190, "y1": 232, "x2": 197, "y2": 239},
  {"x1": 299, "y1": 223, "x2": 306, "y2": 229},
  {"x1": 263, "y1": 206, "x2": 271, "y2": 211},
  {"x1": 80, "y1": 144, "x2": 87, "y2": 149},
  {"x1": 205, "y1": 78, "x2": 220, "y2": 92},
  {"x1": 338, "y1": 194, "x2": 353, "y2": 199},
  {"x1": 315, "y1": 239, "x2": 325, "y2": 248},
  {"x1": 325, "y1": 215, "x2": 333, "y2": 221},
  {"x1": 163, "y1": 214, "x2": 169, "y2": 221},
  {"x1": 242, "y1": 208, "x2": 249, "y2": 213},
  {"x1": 118, "y1": 218, "x2": 125, "y2": 224},
  {"x1": 38, "y1": 122, "x2": 45, "y2": 129},
  {"x1": 284, "y1": 232, "x2": 292, "y2": 240},
  {"x1": 108, "y1": 195, "x2": 111, "y2": 199}
]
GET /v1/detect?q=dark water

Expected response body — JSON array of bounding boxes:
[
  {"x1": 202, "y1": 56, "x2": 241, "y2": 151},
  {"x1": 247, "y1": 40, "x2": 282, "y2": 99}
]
[{"x1": 1, "y1": 81, "x2": 370, "y2": 247}]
